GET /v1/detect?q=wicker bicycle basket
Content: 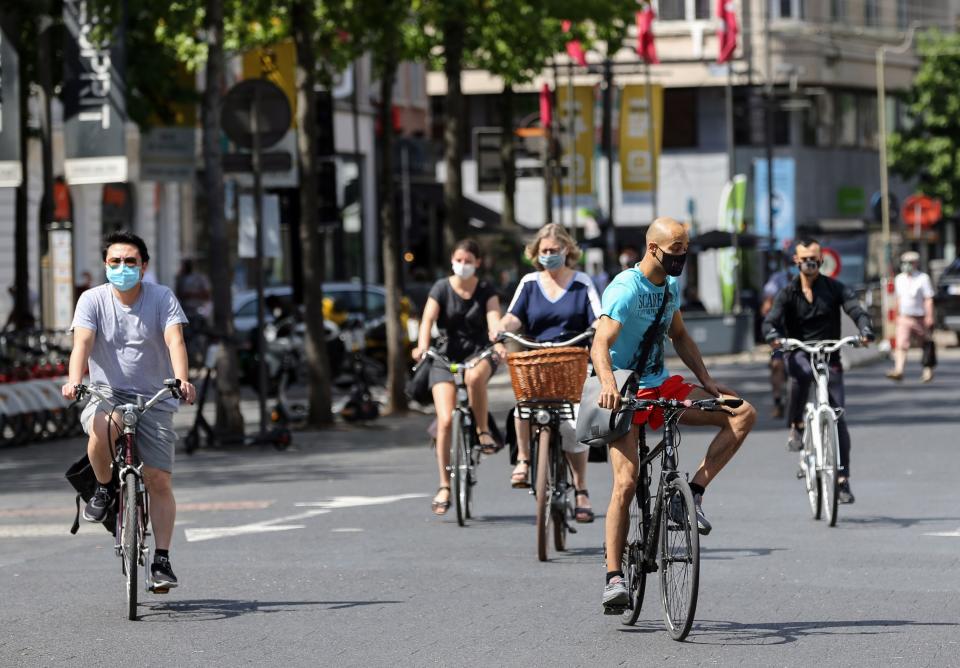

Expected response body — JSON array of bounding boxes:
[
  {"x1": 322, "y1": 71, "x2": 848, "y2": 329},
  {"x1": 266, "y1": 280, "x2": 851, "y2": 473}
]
[{"x1": 506, "y1": 347, "x2": 589, "y2": 403}]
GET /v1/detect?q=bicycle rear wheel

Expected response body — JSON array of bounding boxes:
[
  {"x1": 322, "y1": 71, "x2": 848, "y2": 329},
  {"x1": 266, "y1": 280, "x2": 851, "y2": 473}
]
[
  {"x1": 534, "y1": 428, "x2": 551, "y2": 562},
  {"x1": 621, "y1": 483, "x2": 648, "y2": 626},
  {"x1": 552, "y1": 443, "x2": 570, "y2": 552},
  {"x1": 121, "y1": 472, "x2": 140, "y2": 620},
  {"x1": 451, "y1": 412, "x2": 470, "y2": 526},
  {"x1": 802, "y1": 421, "x2": 821, "y2": 520},
  {"x1": 659, "y1": 477, "x2": 700, "y2": 641},
  {"x1": 821, "y1": 417, "x2": 839, "y2": 527}
]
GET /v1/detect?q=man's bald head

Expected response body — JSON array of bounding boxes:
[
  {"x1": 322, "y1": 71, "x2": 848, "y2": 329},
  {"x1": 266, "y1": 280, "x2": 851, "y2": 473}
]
[{"x1": 646, "y1": 217, "x2": 688, "y2": 250}]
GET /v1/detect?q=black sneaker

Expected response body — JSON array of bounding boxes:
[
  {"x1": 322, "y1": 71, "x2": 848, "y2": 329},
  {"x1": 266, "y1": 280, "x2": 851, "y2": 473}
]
[
  {"x1": 838, "y1": 480, "x2": 855, "y2": 504},
  {"x1": 668, "y1": 491, "x2": 712, "y2": 536},
  {"x1": 82, "y1": 485, "x2": 115, "y2": 523},
  {"x1": 151, "y1": 556, "x2": 179, "y2": 590},
  {"x1": 787, "y1": 427, "x2": 804, "y2": 452}
]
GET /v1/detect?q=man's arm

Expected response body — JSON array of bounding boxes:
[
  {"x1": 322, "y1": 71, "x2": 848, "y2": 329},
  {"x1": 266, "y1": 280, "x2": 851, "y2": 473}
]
[
  {"x1": 668, "y1": 311, "x2": 736, "y2": 397},
  {"x1": 591, "y1": 316, "x2": 624, "y2": 411},
  {"x1": 761, "y1": 287, "x2": 789, "y2": 342},
  {"x1": 839, "y1": 283, "x2": 874, "y2": 338},
  {"x1": 62, "y1": 327, "x2": 95, "y2": 400},
  {"x1": 164, "y1": 324, "x2": 196, "y2": 403}
]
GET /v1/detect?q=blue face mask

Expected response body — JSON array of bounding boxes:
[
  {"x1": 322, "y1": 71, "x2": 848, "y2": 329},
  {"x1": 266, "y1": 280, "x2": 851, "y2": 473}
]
[
  {"x1": 105, "y1": 264, "x2": 141, "y2": 292},
  {"x1": 539, "y1": 253, "x2": 565, "y2": 270}
]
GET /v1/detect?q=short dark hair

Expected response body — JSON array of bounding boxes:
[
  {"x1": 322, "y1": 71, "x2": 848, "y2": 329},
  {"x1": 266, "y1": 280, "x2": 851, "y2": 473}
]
[
  {"x1": 795, "y1": 236, "x2": 820, "y2": 250},
  {"x1": 102, "y1": 230, "x2": 149, "y2": 263},
  {"x1": 452, "y1": 238, "x2": 482, "y2": 260}
]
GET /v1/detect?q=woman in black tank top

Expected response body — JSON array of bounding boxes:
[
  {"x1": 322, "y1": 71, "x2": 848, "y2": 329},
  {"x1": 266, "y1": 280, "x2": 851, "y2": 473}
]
[{"x1": 412, "y1": 240, "x2": 502, "y2": 515}]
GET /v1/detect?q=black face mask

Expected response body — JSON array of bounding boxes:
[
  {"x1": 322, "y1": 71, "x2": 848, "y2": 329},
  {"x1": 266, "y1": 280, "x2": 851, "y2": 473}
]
[
  {"x1": 655, "y1": 247, "x2": 687, "y2": 276},
  {"x1": 797, "y1": 259, "x2": 820, "y2": 275}
]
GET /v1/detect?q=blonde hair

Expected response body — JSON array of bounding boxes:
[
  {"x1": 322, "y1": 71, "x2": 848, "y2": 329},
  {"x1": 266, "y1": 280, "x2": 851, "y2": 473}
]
[{"x1": 524, "y1": 223, "x2": 582, "y2": 271}]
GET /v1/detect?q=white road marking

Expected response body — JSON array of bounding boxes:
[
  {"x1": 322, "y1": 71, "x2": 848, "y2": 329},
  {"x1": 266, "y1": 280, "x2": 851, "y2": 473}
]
[
  {"x1": 331, "y1": 528, "x2": 364, "y2": 533},
  {"x1": 0, "y1": 524, "x2": 106, "y2": 538},
  {"x1": 924, "y1": 528, "x2": 960, "y2": 537},
  {"x1": 294, "y1": 494, "x2": 428, "y2": 510},
  {"x1": 184, "y1": 509, "x2": 330, "y2": 543}
]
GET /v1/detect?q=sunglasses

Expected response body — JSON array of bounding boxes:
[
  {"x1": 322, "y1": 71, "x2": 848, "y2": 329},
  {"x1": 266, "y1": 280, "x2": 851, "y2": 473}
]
[{"x1": 106, "y1": 257, "x2": 141, "y2": 268}]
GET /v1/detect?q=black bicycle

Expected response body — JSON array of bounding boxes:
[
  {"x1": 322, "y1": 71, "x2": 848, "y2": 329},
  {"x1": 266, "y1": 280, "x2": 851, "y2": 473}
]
[
  {"x1": 422, "y1": 344, "x2": 499, "y2": 526},
  {"x1": 75, "y1": 379, "x2": 183, "y2": 620},
  {"x1": 613, "y1": 394, "x2": 743, "y2": 641},
  {"x1": 501, "y1": 330, "x2": 594, "y2": 562}
]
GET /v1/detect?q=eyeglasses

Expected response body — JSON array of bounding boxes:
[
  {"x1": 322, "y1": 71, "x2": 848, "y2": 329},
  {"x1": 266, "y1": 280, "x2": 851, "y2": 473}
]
[{"x1": 106, "y1": 257, "x2": 141, "y2": 268}]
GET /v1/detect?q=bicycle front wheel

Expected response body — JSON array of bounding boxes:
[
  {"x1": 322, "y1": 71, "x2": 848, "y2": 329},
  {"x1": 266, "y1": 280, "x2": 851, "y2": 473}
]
[
  {"x1": 821, "y1": 417, "x2": 839, "y2": 527},
  {"x1": 121, "y1": 472, "x2": 140, "y2": 621},
  {"x1": 451, "y1": 412, "x2": 470, "y2": 526},
  {"x1": 621, "y1": 484, "x2": 647, "y2": 626},
  {"x1": 534, "y1": 428, "x2": 551, "y2": 562},
  {"x1": 802, "y1": 421, "x2": 821, "y2": 520},
  {"x1": 659, "y1": 477, "x2": 700, "y2": 641}
]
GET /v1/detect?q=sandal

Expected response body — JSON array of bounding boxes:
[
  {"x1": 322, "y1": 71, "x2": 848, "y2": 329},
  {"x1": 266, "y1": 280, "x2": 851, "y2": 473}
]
[
  {"x1": 478, "y1": 430, "x2": 502, "y2": 455},
  {"x1": 511, "y1": 460, "x2": 530, "y2": 489},
  {"x1": 574, "y1": 489, "x2": 595, "y2": 524},
  {"x1": 431, "y1": 486, "x2": 451, "y2": 515}
]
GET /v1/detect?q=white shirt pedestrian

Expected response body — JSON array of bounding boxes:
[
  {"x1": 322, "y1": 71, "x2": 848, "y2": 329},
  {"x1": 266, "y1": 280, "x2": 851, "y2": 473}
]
[{"x1": 888, "y1": 251, "x2": 936, "y2": 382}]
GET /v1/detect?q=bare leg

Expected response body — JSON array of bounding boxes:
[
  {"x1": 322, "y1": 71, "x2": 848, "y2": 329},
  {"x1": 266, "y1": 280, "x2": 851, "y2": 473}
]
[
  {"x1": 565, "y1": 450, "x2": 592, "y2": 513},
  {"x1": 431, "y1": 382, "x2": 456, "y2": 505},
  {"x1": 679, "y1": 388, "x2": 757, "y2": 489},
  {"x1": 143, "y1": 466, "x2": 176, "y2": 550},
  {"x1": 512, "y1": 414, "x2": 531, "y2": 484},
  {"x1": 86, "y1": 409, "x2": 119, "y2": 485},
  {"x1": 465, "y1": 361, "x2": 494, "y2": 448},
  {"x1": 893, "y1": 347, "x2": 907, "y2": 375},
  {"x1": 605, "y1": 425, "x2": 640, "y2": 572}
]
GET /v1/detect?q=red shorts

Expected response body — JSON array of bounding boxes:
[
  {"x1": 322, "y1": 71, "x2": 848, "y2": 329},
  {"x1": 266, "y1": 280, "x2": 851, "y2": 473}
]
[{"x1": 631, "y1": 375, "x2": 697, "y2": 431}]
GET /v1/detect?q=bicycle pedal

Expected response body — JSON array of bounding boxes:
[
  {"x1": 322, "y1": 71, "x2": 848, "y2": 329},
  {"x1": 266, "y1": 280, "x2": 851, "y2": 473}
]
[
  {"x1": 603, "y1": 605, "x2": 627, "y2": 615},
  {"x1": 150, "y1": 585, "x2": 170, "y2": 595}
]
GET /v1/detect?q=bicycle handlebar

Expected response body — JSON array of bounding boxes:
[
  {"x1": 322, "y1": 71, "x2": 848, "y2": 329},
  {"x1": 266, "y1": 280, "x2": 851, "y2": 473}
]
[
  {"x1": 777, "y1": 335, "x2": 863, "y2": 355},
  {"x1": 622, "y1": 395, "x2": 743, "y2": 413},
  {"x1": 422, "y1": 345, "x2": 499, "y2": 372},
  {"x1": 75, "y1": 379, "x2": 183, "y2": 413},
  {"x1": 497, "y1": 330, "x2": 594, "y2": 349}
]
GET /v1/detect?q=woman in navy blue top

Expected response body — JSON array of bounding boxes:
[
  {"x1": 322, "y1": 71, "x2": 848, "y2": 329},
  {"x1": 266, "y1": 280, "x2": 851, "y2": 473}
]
[{"x1": 496, "y1": 223, "x2": 600, "y2": 522}]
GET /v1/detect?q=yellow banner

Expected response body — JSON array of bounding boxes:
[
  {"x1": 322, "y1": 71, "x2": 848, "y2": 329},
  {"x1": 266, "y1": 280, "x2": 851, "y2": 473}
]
[
  {"x1": 242, "y1": 39, "x2": 297, "y2": 125},
  {"x1": 557, "y1": 85, "x2": 594, "y2": 196},
  {"x1": 619, "y1": 84, "x2": 663, "y2": 197}
]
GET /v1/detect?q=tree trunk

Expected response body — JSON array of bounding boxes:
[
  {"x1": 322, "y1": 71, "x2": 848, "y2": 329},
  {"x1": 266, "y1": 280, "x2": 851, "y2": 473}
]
[
  {"x1": 442, "y1": 16, "x2": 466, "y2": 249},
  {"x1": 202, "y1": 0, "x2": 244, "y2": 438},
  {"x1": 12, "y1": 15, "x2": 32, "y2": 330},
  {"x1": 292, "y1": 0, "x2": 333, "y2": 426},
  {"x1": 499, "y1": 83, "x2": 516, "y2": 228},
  {"x1": 378, "y1": 57, "x2": 408, "y2": 414}
]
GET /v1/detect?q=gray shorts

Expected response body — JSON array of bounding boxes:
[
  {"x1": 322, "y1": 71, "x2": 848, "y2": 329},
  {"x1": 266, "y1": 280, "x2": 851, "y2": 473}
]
[{"x1": 81, "y1": 398, "x2": 177, "y2": 473}]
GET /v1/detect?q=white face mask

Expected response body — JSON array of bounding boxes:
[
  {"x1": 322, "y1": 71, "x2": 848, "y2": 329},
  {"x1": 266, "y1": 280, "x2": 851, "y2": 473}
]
[{"x1": 452, "y1": 261, "x2": 476, "y2": 279}]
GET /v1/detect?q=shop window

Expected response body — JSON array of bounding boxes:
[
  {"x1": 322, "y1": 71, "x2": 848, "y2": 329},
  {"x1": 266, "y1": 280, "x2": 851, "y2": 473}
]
[{"x1": 662, "y1": 88, "x2": 698, "y2": 148}]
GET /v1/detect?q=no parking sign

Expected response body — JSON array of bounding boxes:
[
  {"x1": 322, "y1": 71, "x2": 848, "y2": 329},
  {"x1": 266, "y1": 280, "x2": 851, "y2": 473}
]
[{"x1": 820, "y1": 247, "x2": 842, "y2": 278}]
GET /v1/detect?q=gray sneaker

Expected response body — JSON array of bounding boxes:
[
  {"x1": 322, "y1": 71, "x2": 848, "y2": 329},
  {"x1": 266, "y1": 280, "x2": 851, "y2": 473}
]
[
  {"x1": 787, "y1": 427, "x2": 804, "y2": 452},
  {"x1": 669, "y1": 492, "x2": 712, "y2": 536},
  {"x1": 602, "y1": 576, "x2": 629, "y2": 610},
  {"x1": 838, "y1": 479, "x2": 855, "y2": 504}
]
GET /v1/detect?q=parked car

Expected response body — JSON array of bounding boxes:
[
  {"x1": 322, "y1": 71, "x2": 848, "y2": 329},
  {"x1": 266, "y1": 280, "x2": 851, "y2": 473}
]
[{"x1": 934, "y1": 257, "x2": 960, "y2": 344}]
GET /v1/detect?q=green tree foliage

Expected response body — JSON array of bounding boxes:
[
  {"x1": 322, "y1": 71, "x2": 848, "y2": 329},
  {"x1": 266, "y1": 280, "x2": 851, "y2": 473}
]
[{"x1": 889, "y1": 30, "x2": 960, "y2": 217}]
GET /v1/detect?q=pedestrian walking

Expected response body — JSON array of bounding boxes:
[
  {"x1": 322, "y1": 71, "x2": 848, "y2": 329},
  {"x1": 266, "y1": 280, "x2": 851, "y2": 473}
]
[
  {"x1": 761, "y1": 252, "x2": 791, "y2": 418},
  {"x1": 887, "y1": 251, "x2": 936, "y2": 383}
]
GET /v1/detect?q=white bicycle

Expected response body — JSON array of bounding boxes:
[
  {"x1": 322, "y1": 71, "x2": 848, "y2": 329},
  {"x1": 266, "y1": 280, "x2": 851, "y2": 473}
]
[{"x1": 778, "y1": 336, "x2": 862, "y2": 527}]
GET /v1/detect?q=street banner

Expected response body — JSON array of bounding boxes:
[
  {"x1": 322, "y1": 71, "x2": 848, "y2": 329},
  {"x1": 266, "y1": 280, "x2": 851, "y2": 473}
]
[
  {"x1": 63, "y1": 0, "x2": 128, "y2": 184},
  {"x1": 716, "y1": 174, "x2": 747, "y2": 312},
  {"x1": 48, "y1": 230, "x2": 75, "y2": 329},
  {"x1": 140, "y1": 65, "x2": 197, "y2": 182},
  {"x1": 242, "y1": 40, "x2": 297, "y2": 123},
  {"x1": 619, "y1": 84, "x2": 663, "y2": 202},
  {"x1": 753, "y1": 157, "x2": 796, "y2": 248},
  {"x1": 238, "y1": 194, "x2": 281, "y2": 259},
  {"x1": 557, "y1": 85, "x2": 594, "y2": 197},
  {"x1": 0, "y1": 26, "x2": 22, "y2": 188}
]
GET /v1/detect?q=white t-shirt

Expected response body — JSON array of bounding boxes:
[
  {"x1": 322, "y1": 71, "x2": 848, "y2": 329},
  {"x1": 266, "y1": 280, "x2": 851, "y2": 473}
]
[{"x1": 894, "y1": 271, "x2": 934, "y2": 317}]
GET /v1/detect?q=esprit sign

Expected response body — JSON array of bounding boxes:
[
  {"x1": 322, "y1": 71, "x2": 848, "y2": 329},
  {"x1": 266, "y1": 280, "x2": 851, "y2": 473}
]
[{"x1": 63, "y1": 0, "x2": 127, "y2": 184}]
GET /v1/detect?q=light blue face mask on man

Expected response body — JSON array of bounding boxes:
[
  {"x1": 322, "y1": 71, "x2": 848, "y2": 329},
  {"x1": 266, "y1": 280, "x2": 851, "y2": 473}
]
[
  {"x1": 105, "y1": 264, "x2": 142, "y2": 292},
  {"x1": 539, "y1": 253, "x2": 565, "y2": 270}
]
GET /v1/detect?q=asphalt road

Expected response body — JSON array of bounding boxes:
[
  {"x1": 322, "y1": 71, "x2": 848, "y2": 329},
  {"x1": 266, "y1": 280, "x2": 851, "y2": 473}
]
[{"x1": 1, "y1": 350, "x2": 958, "y2": 667}]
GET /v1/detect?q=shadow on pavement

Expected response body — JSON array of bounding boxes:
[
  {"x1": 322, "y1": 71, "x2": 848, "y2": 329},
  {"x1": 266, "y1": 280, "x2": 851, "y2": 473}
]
[
  {"x1": 138, "y1": 598, "x2": 402, "y2": 621},
  {"x1": 700, "y1": 546, "x2": 786, "y2": 560},
  {"x1": 839, "y1": 515, "x2": 960, "y2": 529},
  {"x1": 619, "y1": 618, "x2": 959, "y2": 645}
]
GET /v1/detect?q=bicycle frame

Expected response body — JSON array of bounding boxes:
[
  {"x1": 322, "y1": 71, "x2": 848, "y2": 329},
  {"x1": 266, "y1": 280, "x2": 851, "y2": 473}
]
[
  {"x1": 636, "y1": 417, "x2": 681, "y2": 574},
  {"x1": 516, "y1": 400, "x2": 576, "y2": 522},
  {"x1": 803, "y1": 351, "x2": 842, "y2": 478}
]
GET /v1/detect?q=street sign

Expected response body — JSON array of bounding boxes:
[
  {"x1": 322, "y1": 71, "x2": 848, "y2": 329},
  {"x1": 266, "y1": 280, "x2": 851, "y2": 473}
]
[
  {"x1": 870, "y1": 191, "x2": 899, "y2": 223},
  {"x1": 820, "y1": 247, "x2": 842, "y2": 279},
  {"x1": 221, "y1": 79, "x2": 291, "y2": 150},
  {"x1": 222, "y1": 151, "x2": 292, "y2": 173},
  {"x1": 902, "y1": 195, "x2": 941, "y2": 229}
]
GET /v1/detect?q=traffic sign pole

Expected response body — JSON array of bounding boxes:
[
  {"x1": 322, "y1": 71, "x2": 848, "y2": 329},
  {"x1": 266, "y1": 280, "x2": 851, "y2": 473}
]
[{"x1": 251, "y1": 87, "x2": 270, "y2": 437}]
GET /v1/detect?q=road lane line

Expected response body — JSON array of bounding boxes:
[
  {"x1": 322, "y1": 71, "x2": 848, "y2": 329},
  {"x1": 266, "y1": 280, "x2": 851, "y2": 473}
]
[
  {"x1": 184, "y1": 509, "x2": 331, "y2": 543},
  {"x1": 294, "y1": 494, "x2": 428, "y2": 509}
]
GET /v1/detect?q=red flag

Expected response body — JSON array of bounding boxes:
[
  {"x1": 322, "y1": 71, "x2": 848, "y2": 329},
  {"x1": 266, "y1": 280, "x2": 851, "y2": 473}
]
[
  {"x1": 539, "y1": 83, "x2": 552, "y2": 130},
  {"x1": 562, "y1": 20, "x2": 588, "y2": 67},
  {"x1": 716, "y1": 0, "x2": 738, "y2": 64},
  {"x1": 635, "y1": 4, "x2": 659, "y2": 65}
]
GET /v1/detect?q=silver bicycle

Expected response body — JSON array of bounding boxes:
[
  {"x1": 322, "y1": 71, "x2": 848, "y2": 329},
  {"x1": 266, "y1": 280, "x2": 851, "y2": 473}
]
[
  {"x1": 778, "y1": 336, "x2": 861, "y2": 527},
  {"x1": 75, "y1": 379, "x2": 183, "y2": 620}
]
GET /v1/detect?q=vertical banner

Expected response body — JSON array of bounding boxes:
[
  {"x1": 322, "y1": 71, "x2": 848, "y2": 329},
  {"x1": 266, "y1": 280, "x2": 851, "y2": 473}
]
[
  {"x1": 48, "y1": 230, "x2": 75, "y2": 329},
  {"x1": 0, "y1": 26, "x2": 22, "y2": 187},
  {"x1": 557, "y1": 85, "x2": 595, "y2": 196},
  {"x1": 140, "y1": 65, "x2": 197, "y2": 182},
  {"x1": 753, "y1": 157, "x2": 796, "y2": 248},
  {"x1": 63, "y1": 0, "x2": 128, "y2": 184},
  {"x1": 619, "y1": 84, "x2": 663, "y2": 202},
  {"x1": 716, "y1": 174, "x2": 747, "y2": 312}
]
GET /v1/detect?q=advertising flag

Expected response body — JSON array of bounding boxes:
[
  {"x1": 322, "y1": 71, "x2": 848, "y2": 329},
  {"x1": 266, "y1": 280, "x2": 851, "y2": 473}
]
[
  {"x1": 557, "y1": 85, "x2": 594, "y2": 197},
  {"x1": 561, "y1": 21, "x2": 588, "y2": 67},
  {"x1": 636, "y1": 4, "x2": 660, "y2": 65},
  {"x1": 716, "y1": 0, "x2": 739, "y2": 64},
  {"x1": 716, "y1": 174, "x2": 747, "y2": 312},
  {"x1": 754, "y1": 157, "x2": 796, "y2": 248},
  {"x1": 619, "y1": 84, "x2": 663, "y2": 201}
]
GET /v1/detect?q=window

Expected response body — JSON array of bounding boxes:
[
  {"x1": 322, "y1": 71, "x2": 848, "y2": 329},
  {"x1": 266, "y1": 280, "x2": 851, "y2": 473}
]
[
  {"x1": 831, "y1": 0, "x2": 844, "y2": 20},
  {"x1": 657, "y1": 0, "x2": 711, "y2": 21},
  {"x1": 897, "y1": 0, "x2": 909, "y2": 30},
  {"x1": 865, "y1": 0, "x2": 879, "y2": 27},
  {"x1": 773, "y1": 0, "x2": 803, "y2": 19},
  {"x1": 836, "y1": 93, "x2": 857, "y2": 147},
  {"x1": 858, "y1": 94, "x2": 878, "y2": 148},
  {"x1": 662, "y1": 89, "x2": 698, "y2": 148},
  {"x1": 815, "y1": 93, "x2": 835, "y2": 147}
]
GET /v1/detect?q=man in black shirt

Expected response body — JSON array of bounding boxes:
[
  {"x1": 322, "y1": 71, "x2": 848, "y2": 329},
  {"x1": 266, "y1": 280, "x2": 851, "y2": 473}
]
[{"x1": 762, "y1": 237, "x2": 874, "y2": 503}]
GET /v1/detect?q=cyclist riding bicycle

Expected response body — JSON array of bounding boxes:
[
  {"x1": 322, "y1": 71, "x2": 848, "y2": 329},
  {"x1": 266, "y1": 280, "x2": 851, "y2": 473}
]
[
  {"x1": 61, "y1": 231, "x2": 196, "y2": 590},
  {"x1": 495, "y1": 223, "x2": 600, "y2": 523},
  {"x1": 592, "y1": 217, "x2": 757, "y2": 611},
  {"x1": 762, "y1": 236, "x2": 874, "y2": 504},
  {"x1": 413, "y1": 239, "x2": 502, "y2": 516}
]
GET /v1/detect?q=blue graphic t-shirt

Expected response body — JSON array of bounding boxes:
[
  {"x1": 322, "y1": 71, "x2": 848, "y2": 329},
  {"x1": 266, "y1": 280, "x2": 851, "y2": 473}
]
[{"x1": 601, "y1": 269, "x2": 680, "y2": 388}]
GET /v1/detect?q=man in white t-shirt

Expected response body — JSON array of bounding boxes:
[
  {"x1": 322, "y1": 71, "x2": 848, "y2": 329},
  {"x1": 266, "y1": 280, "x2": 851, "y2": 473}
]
[{"x1": 887, "y1": 251, "x2": 936, "y2": 382}]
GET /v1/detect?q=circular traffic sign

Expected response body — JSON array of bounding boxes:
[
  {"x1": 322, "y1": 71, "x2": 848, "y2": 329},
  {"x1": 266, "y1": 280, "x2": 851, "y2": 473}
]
[
  {"x1": 902, "y1": 195, "x2": 942, "y2": 229},
  {"x1": 221, "y1": 79, "x2": 292, "y2": 150},
  {"x1": 821, "y1": 247, "x2": 841, "y2": 278}
]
